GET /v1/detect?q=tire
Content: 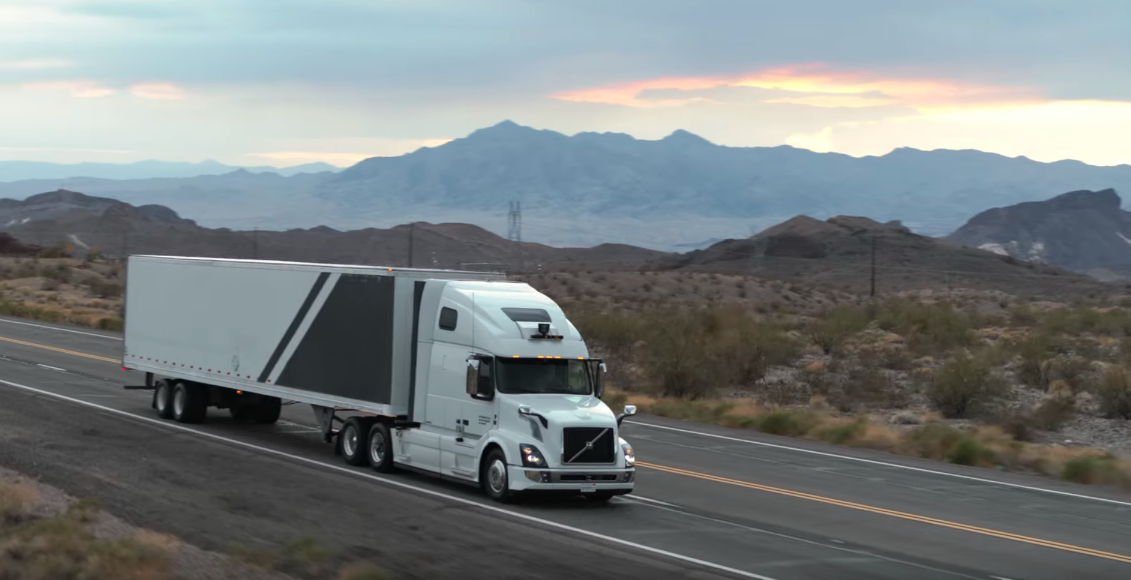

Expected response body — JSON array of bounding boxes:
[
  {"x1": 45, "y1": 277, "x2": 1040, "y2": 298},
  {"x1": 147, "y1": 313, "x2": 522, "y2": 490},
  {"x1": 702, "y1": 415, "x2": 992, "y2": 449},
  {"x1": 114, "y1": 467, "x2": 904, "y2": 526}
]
[
  {"x1": 481, "y1": 448, "x2": 512, "y2": 503},
  {"x1": 367, "y1": 422, "x2": 395, "y2": 473},
  {"x1": 251, "y1": 397, "x2": 282, "y2": 425},
  {"x1": 153, "y1": 380, "x2": 174, "y2": 419},
  {"x1": 338, "y1": 418, "x2": 369, "y2": 466},
  {"x1": 171, "y1": 381, "x2": 207, "y2": 424}
]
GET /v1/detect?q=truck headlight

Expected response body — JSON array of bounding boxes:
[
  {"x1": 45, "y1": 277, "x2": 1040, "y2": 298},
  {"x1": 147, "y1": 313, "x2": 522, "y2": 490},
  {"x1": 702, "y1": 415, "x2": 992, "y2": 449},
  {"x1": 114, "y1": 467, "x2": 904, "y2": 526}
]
[
  {"x1": 621, "y1": 441, "x2": 635, "y2": 468},
  {"x1": 520, "y1": 444, "x2": 547, "y2": 468}
]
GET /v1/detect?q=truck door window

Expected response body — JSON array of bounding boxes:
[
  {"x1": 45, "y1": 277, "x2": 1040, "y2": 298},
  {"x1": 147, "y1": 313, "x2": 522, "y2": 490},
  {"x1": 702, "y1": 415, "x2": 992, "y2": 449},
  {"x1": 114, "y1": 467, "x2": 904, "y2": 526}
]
[{"x1": 439, "y1": 307, "x2": 458, "y2": 331}]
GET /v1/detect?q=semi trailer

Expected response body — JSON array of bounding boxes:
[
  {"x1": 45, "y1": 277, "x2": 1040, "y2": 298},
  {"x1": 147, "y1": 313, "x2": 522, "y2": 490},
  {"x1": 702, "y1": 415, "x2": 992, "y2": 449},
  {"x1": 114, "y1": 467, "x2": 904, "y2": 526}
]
[{"x1": 121, "y1": 255, "x2": 637, "y2": 502}]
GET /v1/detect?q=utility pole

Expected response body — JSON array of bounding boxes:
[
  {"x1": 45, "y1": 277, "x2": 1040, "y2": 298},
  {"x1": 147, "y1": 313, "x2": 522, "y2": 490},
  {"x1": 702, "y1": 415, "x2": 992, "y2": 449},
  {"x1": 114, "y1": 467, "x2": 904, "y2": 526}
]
[
  {"x1": 870, "y1": 233, "x2": 877, "y2": 298},
  {"x1": 407, "y1": 222, "x2": 415, "y2": 268},
  {"x1": 252, "y1": 227, "x2": 259, "y2": 259}
]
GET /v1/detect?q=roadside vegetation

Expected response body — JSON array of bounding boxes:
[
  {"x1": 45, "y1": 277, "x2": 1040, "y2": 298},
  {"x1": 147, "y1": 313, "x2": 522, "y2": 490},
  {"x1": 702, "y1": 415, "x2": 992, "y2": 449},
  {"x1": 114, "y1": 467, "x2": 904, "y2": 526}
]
[
  {"x1": 0, "y1": 474, "x2": 392, "y2": 580},
  {"x1": 555, "y1": 282, "x2": 1131, "y2": 491},
  {"x1": 0, "y1": 252, "x2": 124, "y2": 331}
]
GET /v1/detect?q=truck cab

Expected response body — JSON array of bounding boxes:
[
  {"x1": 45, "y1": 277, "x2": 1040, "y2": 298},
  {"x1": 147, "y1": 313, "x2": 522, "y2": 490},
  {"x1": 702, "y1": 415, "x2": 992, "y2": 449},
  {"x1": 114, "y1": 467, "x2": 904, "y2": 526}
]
[{"x1": 397, "y1": 280, "x2": 636, "y2": 502}]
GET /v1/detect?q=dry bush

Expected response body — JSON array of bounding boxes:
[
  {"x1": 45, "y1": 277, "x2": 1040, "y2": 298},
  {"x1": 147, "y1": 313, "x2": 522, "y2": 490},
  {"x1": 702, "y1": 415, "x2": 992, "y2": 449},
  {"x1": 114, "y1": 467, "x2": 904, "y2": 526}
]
[
  {"x1": 1097, "y1": 366, "x2": 1131, "y2": 419},
  {"x1": 927, "y1": 353, "x2": 1008, "y2": 418},
  {"x1": 0, "y1": 483, "x2": 37, "y2": 523}
]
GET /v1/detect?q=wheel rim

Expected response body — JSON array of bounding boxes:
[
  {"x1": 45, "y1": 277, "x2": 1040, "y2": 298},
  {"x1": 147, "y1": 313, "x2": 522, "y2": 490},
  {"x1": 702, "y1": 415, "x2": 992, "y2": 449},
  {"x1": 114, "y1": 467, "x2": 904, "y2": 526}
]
[
  {"x1": 155, "y1": 384, "x2": 168, "y2": 412},
  {"x1": 342, "y1": 425, "x2": 358, "y2": 458},
  {"x1": 487, "y1": 458, "x2": 507, "y2": 495},
  {"x1": 369, "y1": 429, "x2": 385, "y2": 465},
  {"x1": 173, "y1": 386, "x2": 185, "y2": 417}
]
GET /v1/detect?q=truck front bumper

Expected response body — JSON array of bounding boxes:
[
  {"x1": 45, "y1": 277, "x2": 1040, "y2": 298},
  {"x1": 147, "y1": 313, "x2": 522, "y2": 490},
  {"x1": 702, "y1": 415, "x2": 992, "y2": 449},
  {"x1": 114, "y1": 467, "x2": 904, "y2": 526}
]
[{"x1": 508, "y1": 466, "x2": 635, "y2": 493}]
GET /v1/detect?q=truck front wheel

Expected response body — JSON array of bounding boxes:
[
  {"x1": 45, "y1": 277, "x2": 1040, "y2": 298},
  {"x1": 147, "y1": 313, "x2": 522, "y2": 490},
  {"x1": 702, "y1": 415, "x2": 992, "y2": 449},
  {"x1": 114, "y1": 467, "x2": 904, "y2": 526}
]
[{"x1": 481, "y1": 449, "x2": 512, "y2": 503}]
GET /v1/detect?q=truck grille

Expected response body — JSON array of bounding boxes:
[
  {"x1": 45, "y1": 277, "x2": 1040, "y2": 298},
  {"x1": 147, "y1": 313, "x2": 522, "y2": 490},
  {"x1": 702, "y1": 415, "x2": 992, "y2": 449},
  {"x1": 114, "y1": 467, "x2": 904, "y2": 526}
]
[{"x1": 561, "y1": 427, "x2": 615, "y2": 464}]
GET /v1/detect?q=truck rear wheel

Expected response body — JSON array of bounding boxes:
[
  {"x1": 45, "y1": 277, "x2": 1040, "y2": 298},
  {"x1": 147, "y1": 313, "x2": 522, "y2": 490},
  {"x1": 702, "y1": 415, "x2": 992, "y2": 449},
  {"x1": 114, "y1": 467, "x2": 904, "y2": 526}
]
[
  {"x1": 339, "y1": 417, "x2": 369, "y2": 466},
  {"x1": 251, "y1": 397, "x2": 282, "y2": 424},
  {"x1": 367, "y1": 422, "x2": 394, "y2": 473},
  {"x1": 171, "y1": 381, "x2": 207, "y2": 424},
  {"x1": 481, "y1": 448, "x2": 512, "y2": 503},
  {"x1": 153, "y1": 380, "x2": 174, "y2": 419}
]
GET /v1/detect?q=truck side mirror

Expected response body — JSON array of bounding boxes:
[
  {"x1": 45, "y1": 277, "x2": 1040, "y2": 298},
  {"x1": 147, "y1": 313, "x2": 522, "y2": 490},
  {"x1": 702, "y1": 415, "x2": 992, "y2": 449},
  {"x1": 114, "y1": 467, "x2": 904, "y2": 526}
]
[
  {"x1": 616, "y1": 404, "x2": 637, "y2": 426},
  {"x1": 465, "y1": 359, "x2": 480, "y2": 396},
  {"x1": 467, "y1": 356, "x2": 495, "y2": 400},
  {"x1": 588, "y1": 359, "x2": 607, "y2": 399}
]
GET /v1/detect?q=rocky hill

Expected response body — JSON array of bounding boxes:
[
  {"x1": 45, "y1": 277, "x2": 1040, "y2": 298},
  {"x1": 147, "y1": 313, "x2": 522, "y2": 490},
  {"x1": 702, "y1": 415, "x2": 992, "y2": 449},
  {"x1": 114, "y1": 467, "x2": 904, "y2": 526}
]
[
  {"x1": 0, "y1": 190, "x2": 663, "y2": 271},
  {"x1": 947, "y1": 189, "x2": 1131, "y2": 281},
  {"x1": 1, "y1": 122, "x2": 1130, "y2": 250},
  {"x1": 660, "y1": 214, "x2": 1105, "y2": 296}
]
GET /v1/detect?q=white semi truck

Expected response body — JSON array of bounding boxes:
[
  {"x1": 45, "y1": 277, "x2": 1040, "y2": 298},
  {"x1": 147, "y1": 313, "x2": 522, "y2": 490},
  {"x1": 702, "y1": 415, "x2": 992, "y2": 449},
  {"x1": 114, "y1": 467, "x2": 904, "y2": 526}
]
[{"x1": 121, "y1": 255, "x2": 637, "y2": 502}]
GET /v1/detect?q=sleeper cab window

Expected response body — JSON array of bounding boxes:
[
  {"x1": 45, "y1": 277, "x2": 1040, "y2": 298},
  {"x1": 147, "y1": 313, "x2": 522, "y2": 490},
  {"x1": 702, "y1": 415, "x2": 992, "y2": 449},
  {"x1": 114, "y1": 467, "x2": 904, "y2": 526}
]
[{"x1": 439, "y1": 307, "x2": 458, "y2": 331}]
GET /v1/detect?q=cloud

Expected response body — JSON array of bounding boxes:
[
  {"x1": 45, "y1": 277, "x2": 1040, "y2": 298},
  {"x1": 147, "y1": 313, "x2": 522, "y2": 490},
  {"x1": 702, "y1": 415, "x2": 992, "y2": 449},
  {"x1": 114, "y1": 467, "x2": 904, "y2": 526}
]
[
  {"x1": 22, "y1": 79, "x2": 116, "y2": 98},
  {"x1": 129, "y1": 82, "x2": 187, "y2": 100},
  {"x1": 551, "y1": 64, "x2": 1034, "y2": 111},
  {"x1": 0, "y1": 58, "x2": 72, "y2": 71}
]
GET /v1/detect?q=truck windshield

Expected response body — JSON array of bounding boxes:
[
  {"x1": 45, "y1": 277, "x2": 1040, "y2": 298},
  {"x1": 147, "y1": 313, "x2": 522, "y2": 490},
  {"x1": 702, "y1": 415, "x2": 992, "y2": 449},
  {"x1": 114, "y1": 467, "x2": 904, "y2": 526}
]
[{"x1": 495, "y1": 358, "x2": 592, "y2": 395}]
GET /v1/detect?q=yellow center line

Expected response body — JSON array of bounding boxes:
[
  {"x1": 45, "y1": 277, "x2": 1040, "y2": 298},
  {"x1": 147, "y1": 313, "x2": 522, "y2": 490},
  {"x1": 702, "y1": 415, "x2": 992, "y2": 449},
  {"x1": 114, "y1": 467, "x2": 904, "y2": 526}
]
[
  {"x1": 5, "y1": 332, "x2": 1128, "y2": 565},
  {"x1": 638, "y1": 461, "x2": 1131, "y2": 564},
  {"x1": 0, "y1": 335, "x2": 120, "y2": 364}
]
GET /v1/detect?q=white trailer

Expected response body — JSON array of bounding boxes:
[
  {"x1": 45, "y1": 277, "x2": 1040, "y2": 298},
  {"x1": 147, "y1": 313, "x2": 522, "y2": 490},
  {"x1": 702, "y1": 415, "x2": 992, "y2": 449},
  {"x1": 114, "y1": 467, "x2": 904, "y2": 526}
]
[{"x1": 121, "y1": 255, "x2": 637, "y2": 502}]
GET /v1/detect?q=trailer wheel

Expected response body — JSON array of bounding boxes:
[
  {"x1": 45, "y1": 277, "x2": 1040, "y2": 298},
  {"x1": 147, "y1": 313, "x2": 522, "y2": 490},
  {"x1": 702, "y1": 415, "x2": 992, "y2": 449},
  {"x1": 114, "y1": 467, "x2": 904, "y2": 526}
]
[
  {"x1": 481, "y1": 448, "x2": 512, "y2": 503},
  {"x1": 229, "y1": 404, "x2": 254, "y2": 422},
  {"x1": 338, "y1": 418, "x2": 369, "y2": 466},
  {"x1": 367, "y1": 422, "x2": 394, "y2": 473},
  {"x1": 153, "y1": 380, "x2": 174, "y2": 419},
  {"x1": 171, "y1": 381, "x2": 207, "y2": 424},
  {"x1": 251, "y1": 397, "x2": 282, "y2": 425}
]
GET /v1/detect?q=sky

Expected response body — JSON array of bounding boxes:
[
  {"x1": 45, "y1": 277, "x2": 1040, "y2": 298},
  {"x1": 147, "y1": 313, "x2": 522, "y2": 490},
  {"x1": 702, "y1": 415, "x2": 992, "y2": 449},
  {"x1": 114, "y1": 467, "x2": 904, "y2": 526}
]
[{"x1": 1, "y1": 0, "x2": 1130, "y2": 168}]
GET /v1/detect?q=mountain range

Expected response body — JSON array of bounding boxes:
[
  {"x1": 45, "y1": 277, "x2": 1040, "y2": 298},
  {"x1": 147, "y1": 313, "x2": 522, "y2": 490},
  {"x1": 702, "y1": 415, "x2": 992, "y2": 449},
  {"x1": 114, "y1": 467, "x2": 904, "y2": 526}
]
[
  {"x1": 0, "y1": 121, "x2": 1129, "y2": 251},
  {"x1": 0, "y1": 189, "x2": 1104, "y2": 297},
  {"x1": 0, "y1": 160, "x2": 339, "y2": 181}
]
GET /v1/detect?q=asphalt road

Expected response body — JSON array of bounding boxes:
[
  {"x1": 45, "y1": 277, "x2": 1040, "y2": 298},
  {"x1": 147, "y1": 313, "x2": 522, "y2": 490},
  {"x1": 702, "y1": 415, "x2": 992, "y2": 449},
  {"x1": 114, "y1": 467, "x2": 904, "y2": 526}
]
[{"x1": 1, "y1": 315, "x2": 1131, "y2": 580}]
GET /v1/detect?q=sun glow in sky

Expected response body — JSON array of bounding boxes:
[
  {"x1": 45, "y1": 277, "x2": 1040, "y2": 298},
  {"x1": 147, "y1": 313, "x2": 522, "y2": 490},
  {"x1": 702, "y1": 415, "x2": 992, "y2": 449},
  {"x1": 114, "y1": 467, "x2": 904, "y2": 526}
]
[{"x1": 2, "y1": 0, "x2": 1129, "y2": 167}]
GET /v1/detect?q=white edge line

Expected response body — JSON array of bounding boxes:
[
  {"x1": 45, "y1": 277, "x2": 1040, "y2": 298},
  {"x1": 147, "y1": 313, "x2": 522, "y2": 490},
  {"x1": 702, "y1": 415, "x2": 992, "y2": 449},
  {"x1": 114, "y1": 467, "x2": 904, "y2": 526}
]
[
  {"x1": 626, "y1": 420, "x2": 1131, "y2": 508},
  {"x1": 36, "y1": 364, "x2": 66, "y2": 373},
  {"x1": 0, "y1": 378, "x2": 778, "y2": 580},
  {"x1": 0, "y1": 318, "x2": 123, "y2": 341},
  {"x1": 624, "y1": 492, "x2": 674, "y2": 506}
]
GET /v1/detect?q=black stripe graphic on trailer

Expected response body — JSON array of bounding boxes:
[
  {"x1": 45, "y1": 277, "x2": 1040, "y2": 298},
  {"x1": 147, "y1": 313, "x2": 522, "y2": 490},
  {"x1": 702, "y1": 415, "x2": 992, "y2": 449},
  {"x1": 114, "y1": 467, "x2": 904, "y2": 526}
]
[
  {"x1": 275, "y1": 274, "x2": 396, "y2": 404},
  {"x1": 408, "y1": 280, "x2": 425, "y2": 421},
  {"x1": 258, "y1": 272, "x2": 330, "y2": 383}
]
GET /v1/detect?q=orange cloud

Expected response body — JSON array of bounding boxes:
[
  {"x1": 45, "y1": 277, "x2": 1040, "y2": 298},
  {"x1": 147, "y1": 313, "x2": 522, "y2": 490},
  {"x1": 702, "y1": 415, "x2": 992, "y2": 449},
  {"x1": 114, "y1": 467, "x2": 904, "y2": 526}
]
[
  {"x1": 22, "y1": 79, "x2": 115, "y2": 98},
  {"x1": 551, "y1": 64, "x2": 1034, "y2": 111},
  {"x1": 130, "y1": 83, "x2": 186, "y2": 100}
]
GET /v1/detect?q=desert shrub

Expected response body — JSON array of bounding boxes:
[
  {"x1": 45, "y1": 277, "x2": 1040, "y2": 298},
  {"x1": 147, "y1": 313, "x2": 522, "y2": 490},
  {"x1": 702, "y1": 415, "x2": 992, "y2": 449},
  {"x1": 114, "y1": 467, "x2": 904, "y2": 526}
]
[
  {"x1": 1016, "y1": 333, "x2": 1062, "y2": 389},
  {"x1": 806, "y1": 305, "x2": 869, "y2": 355},
  {"x1": 902, "y1": 423, "x2": 966, "y2": 461},
  {"x1": 642, "y1": 309, "x2": 721, "y2": 399},
  {"x1": 86, "y1": 278, "x2": 123, "y2": 299},
  {"x1": 876, "y1": 300, "x2": 976, "y2": 355},
  {"x1": 816, "y1": 418, "x2": 867, "y2": 445},
  {"x1": 927, "y1": 353, "x2": 1007, "y2": 418},
  {"x1": 1046, "y1": 356, "x2": 1092, "y2": 393},
  {"x1": 946, "y1": 437, "x2": 995, "y2": 466},
  {"x1": 41, "y1": 263, "x2": 72, "y2": 283},
  {"x1": 834, "y1": 364, "x2": 905, "y2": 411},
  {"x1": 1097, "y1": 366, "x2": 1131, "y2": 419},
  {"x1": 1062, "y1": 455, "x2": 1126, "y2": 485},
  {"x1": 96, "y1": 317, "x2": 124, "y2": 332},
  {"x1": 1029, "y1": 392, "x2": 1077, "y2": 431},
  {"x1": 755, "y1": 410, "x2": 816, "y2": 437},
  {"x1": 37, "y1": 244, "x2": 71, "y2": 259}
]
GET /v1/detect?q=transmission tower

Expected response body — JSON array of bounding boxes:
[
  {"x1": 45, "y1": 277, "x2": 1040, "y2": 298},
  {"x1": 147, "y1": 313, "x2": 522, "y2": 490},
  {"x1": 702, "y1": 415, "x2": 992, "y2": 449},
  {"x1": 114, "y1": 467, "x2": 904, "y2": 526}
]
[
  {"x1": 507, "y1": 201, "x2": 522, "y2": 243},
  {"x1": 507, "y1": 201, "x2": 524, "y2": 271}
]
